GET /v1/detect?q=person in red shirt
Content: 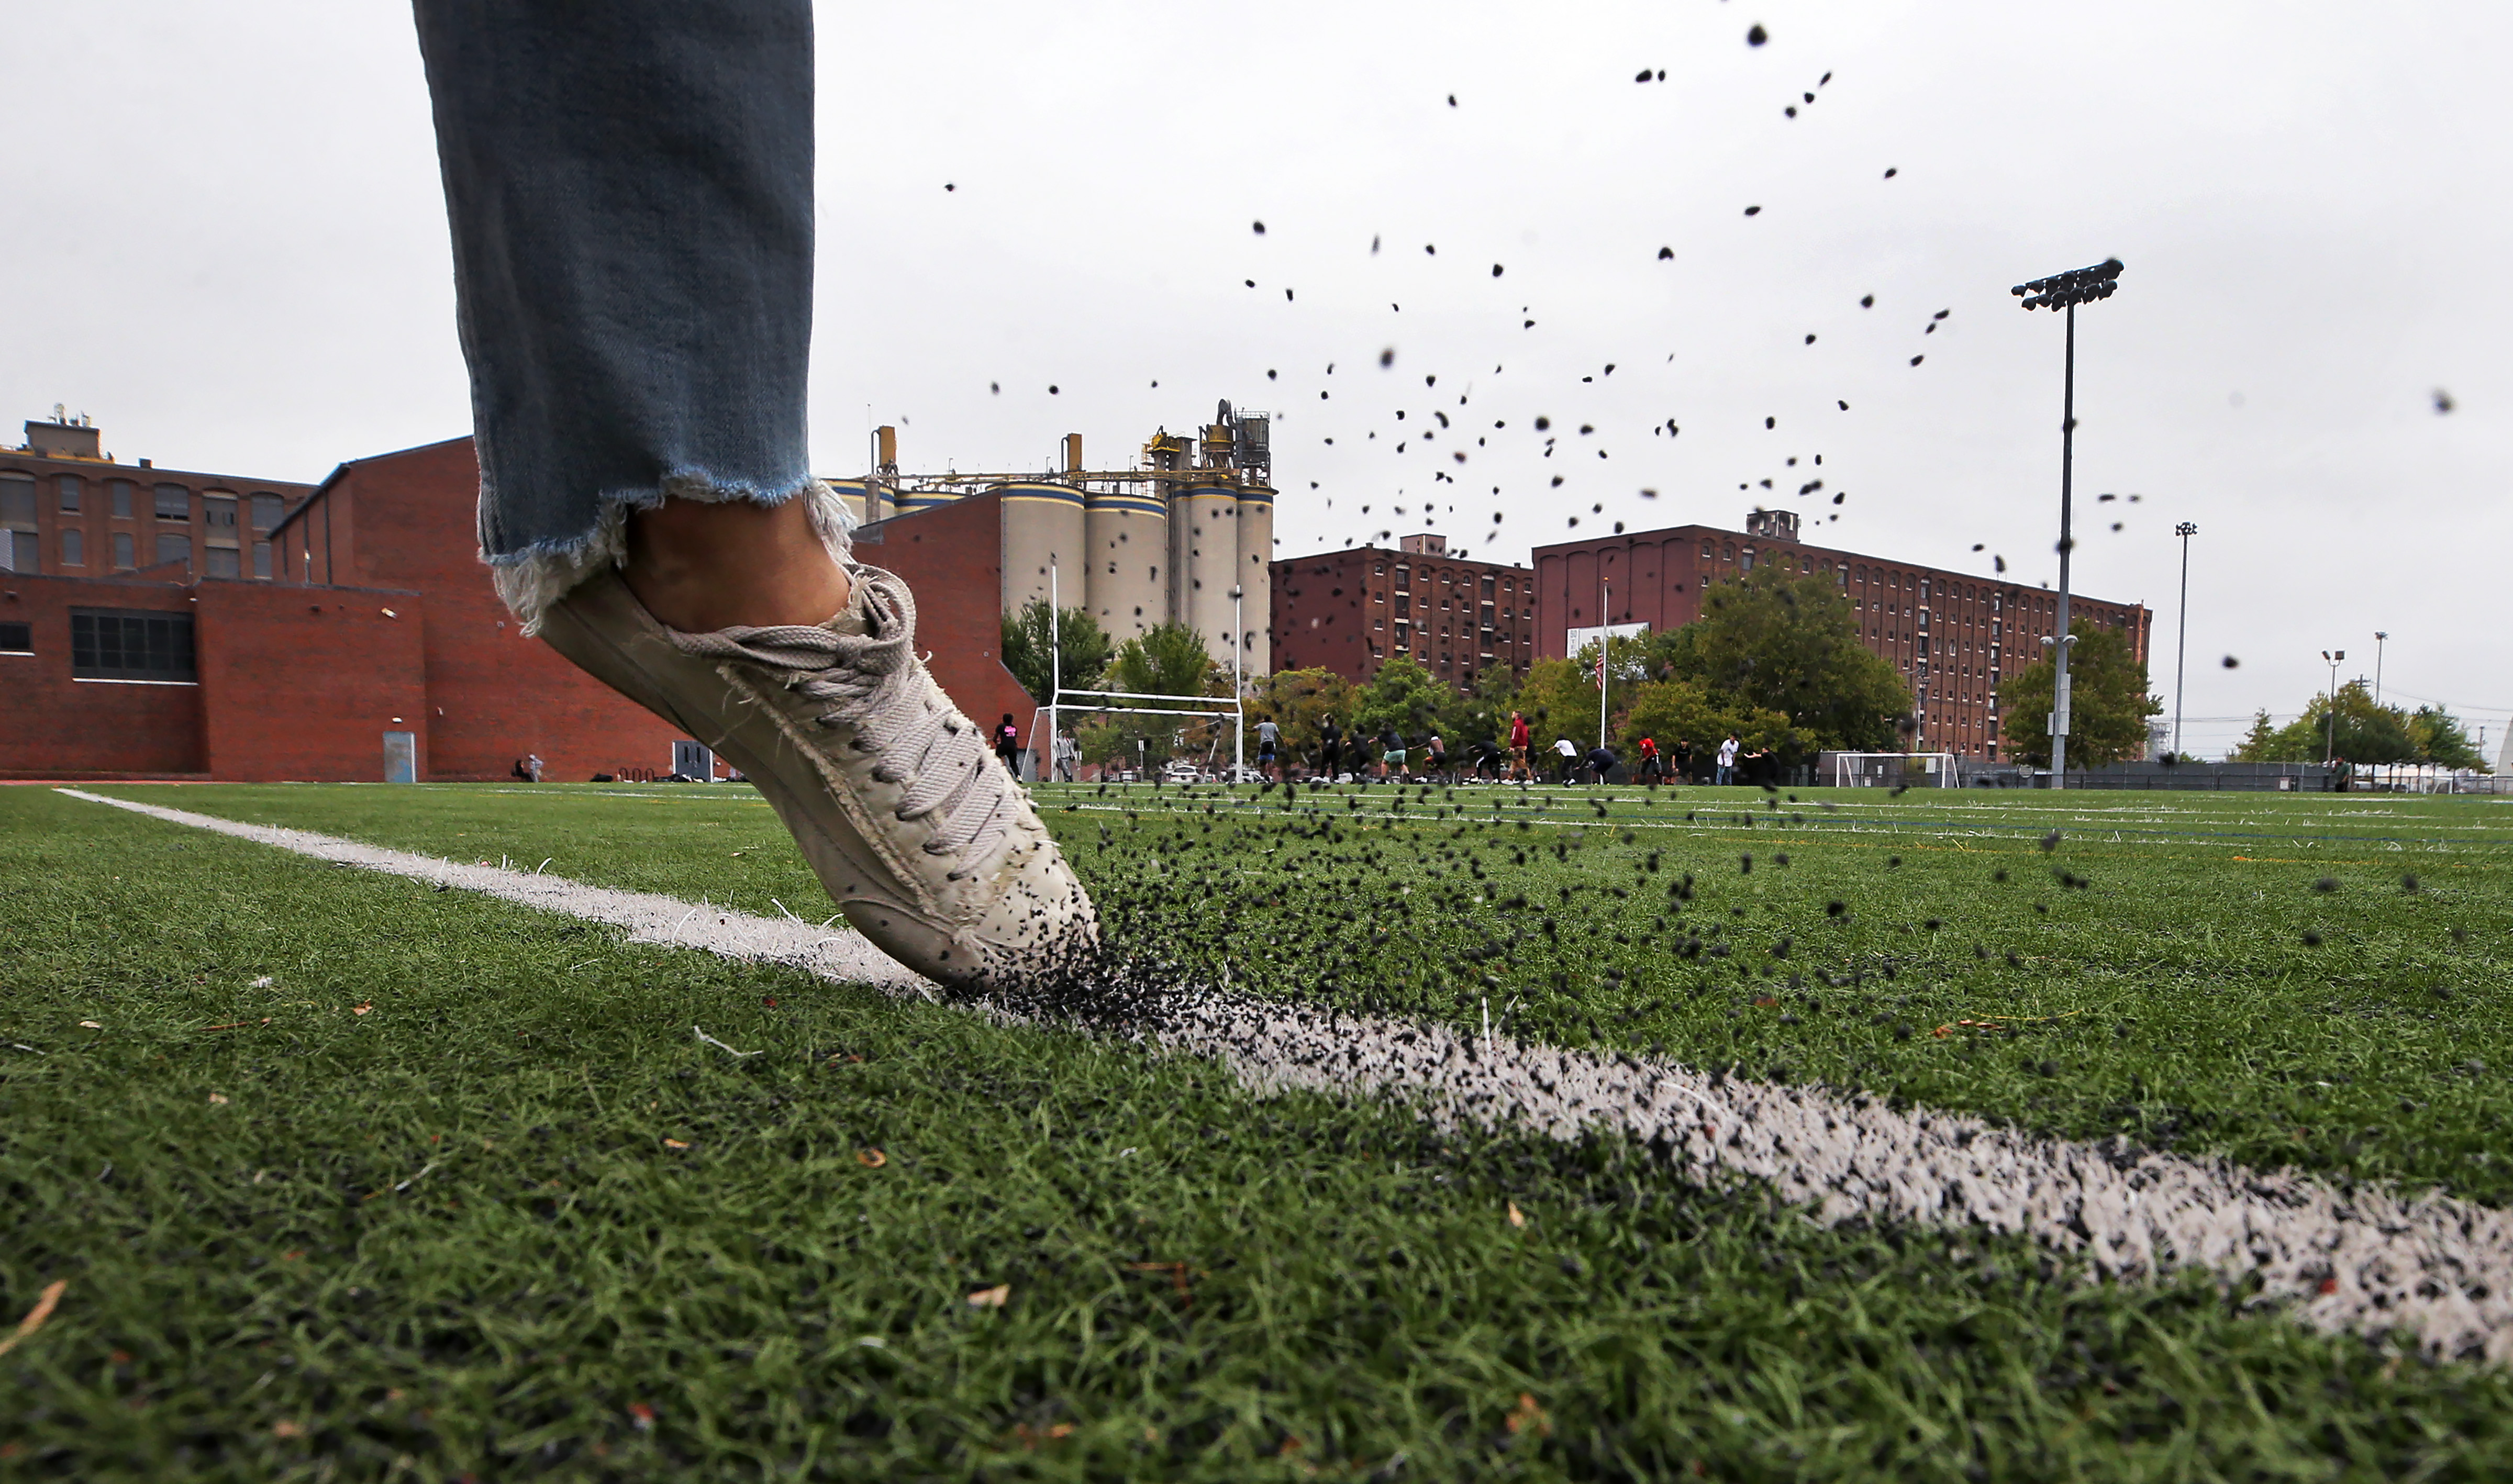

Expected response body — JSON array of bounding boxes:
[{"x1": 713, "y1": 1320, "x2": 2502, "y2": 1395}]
[
  {"x1": 1636, "y1": 734, "x2": 1666, "y2": 785},
  {"x1": 1507, "y1": 710, "x2": 1532, "y2": 782}
]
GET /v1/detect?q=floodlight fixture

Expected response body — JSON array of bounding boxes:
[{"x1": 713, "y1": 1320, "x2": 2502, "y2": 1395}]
[
  {"x1": 2014, "y1": 255, "x2": 2126, "y2": 787},
  {"x1": 2011, "y1": 258, "x2": 2124, "y2": 312}
]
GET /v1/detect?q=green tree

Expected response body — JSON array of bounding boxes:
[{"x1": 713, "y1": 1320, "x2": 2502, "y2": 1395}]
[
  {"x1": 1439, "y1": 662, "x2": 1522, "y2": 754},
  {"x1": 1352, "y1": 654, "x2": 1450, "y2": 745},
  {"x1": 1652, "y1": 564, "x2": 1908, "y2": 753},
  {"x1": 1089, "y1": 622, "x2": 1227, "y2": 768},
  {"x1": 1245, "y1": 667, "x2": 1354, "y2": 762},
  {"x1": 1107, "y1": 622, "x2": 1225, "y2": 700},
  {"x1": 1997, "y1": 620, "x2": 2163, "y2": 768},
  {"x1": 2408, "y1": 705, "x2": 2487, "y2": 769},
  {"x1": 999, "y1": 600, "x2": 1111, "y2": 707},
  {"x1": 1618, "y1": 679, "x2": 1801, "y2": 766},
  {"x1": 1511, "y1": 656, "x2": 1606, "y2": 751},
  {"x1": 2231, "y1": 682, "x2": 2451, "y2": 766},
  {"x1": 2229, "y1": 710, "x2": 2278, "y2": 763}
]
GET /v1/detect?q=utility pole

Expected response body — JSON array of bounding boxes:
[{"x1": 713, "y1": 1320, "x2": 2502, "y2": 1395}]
[
  {"x1": 2321, "y1": 649, "x2": 2346, "y2": 764},
  {"x1": 2373, "y1": 631, "x2": 2388, "y2": 708},
  {"x1": 2013, "y1": 258, "x2": 2124, "y2": 788},
  {"x1": 1232, "y1": 586, "x2": 1245, "y2": 782},
  {"x1": 2173, "y1": 522, "x2": 2197, "y2": 760}
]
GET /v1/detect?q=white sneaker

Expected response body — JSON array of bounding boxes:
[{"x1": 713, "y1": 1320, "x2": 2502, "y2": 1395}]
[{"x1": 537, "y1": 564, "x2": 1097, "y2": 990}]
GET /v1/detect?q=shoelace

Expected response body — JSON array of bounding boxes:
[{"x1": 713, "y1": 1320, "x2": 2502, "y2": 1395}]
[{"x1": 669, "y1": 574, "x2": 1012, "y2": 871}]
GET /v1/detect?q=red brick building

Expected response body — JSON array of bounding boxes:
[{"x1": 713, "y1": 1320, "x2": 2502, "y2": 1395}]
[
  {"x1": 2, "y1": 420, "x2": 1036, "y2": 783},
  {"x1": 267, "y1": 436, "x2": 692, "y2": 782},
  {"x1": 848, "y1": 489, "x2": 1048, "y2": 757},
  {"x1": 1266, "y1": 533, "x2": 1536, "y2": 693},
  {"x1": 1532, "y1": 510, "x2": 2151, "y2": 760}
]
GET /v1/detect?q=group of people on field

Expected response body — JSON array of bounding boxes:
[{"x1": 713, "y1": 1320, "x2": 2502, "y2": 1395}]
[
  {"x1": 990, "y1": 711, "x2": 1771, "y2": 788},
  {"x1": 1241, "y1": 710, "x2": 1765, "y2": 788}
]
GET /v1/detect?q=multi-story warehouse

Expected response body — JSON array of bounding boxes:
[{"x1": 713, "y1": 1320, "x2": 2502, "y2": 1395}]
[
  {"x1": 1, "y1": 425, "x2": 697, "y2": 783},
  {"x1": 1267, "y1": 533, "x2": 1536, "y2": 694},
  {"x1": 1, "y1": 415, "x2": 316, "y2": 584},
  {"x1": 1532, "y1": 510, "x2": 2151, "y2": 761}
]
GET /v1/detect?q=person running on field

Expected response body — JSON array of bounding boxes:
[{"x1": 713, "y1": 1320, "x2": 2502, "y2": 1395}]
[
  {"x1": 1634, "y1": 734, "x2": 1664, "y2": 785},
  {"x1": 1467, "y1": 737, "x2": 1503, "y2": 780},
  {"x1": 1716, "y1": 732, "x2": 1741, "y2": 786},
  {"x1": 1379, "y1": 723, "x2": 1406, "y2": 782},
  {"x1": 1585, "y1": 744, "x2": 1618, "y2": 786},
  {"x1": 1425, "y1": 730, "x2": 1448, "y2": 783},
  {"x1": 409, "y1": 3, "x2": 1093, "y2": 990},
  {"x1": 1052, "y1": 727, "x2": 1078, "y2": 783},
  {"x1": 995, "y1": 713, "x2": 1022, "y2": 778},
  {"x1": 1255, "y1": 717, "x2": 1280, "y2": 780},
  {"x1": 1507, "y1": 710, "x2": 1532, "y2": 782},
  {"x1": 1552, "y1": 736, "x2": 1579, "y2": 785},
  {"x1": 1317, "y1": 714, "x2": 1341, "y2": 782}
]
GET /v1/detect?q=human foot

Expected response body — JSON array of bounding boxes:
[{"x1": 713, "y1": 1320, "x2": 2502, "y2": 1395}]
[
  {"x1": 623, "y1": 493, "x2": 851, "y2": 631},
  {"x1": 536, "y1": 563, "x2": 1097, "y2": 991}
]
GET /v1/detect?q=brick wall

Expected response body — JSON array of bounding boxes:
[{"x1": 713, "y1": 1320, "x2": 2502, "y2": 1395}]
[
  {"x1": 0, "y1": 572, "x2": 205, "y2": 777},
  {"x1": 289, "y1": 438, "x2": 688, "y2": 782},
  {"x1": 196, "y1": 581, "x2": 429, "y2": 782},
  {"x1": 852, "y1": 492, "x2": 1041, "y2": 759}
]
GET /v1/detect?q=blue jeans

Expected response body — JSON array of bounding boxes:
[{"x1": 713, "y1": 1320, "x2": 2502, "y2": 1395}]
[
  {"x1": 1715, "y1": 764, "x2": 1734, "y2": 785},
  {"x1": 414, "y1": 1, "x2": 824, "y2": 585}
]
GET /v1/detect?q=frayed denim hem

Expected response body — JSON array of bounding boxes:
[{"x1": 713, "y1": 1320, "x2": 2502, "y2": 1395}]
[{"x1": 482, "y1": 474, "x2": 856, "y2": 634}]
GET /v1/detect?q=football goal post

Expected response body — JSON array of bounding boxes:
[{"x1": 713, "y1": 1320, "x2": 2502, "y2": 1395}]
[
  {"x1": 1031, "y1": 560, "x2": 1249, "y2": 783},
  {"x1": 1824, "y1": 751, "x2": 1960, "y2": 788}
]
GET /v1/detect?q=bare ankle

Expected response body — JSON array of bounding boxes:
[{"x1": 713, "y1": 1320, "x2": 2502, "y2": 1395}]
[{"x1": 623, "y1": 496, "x2": 851, "y2": 631}]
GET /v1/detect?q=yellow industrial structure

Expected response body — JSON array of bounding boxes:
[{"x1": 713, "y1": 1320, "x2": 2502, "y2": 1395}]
[{"x1": 828, "y1": 402, "x2": 1274, "y2": 674}]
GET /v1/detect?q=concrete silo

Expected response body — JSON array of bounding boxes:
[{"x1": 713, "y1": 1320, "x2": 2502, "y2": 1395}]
[
  {"x1": 1086, "y1": 484, "x2": 1168, "y2": 641},
  {"x1": 995, "y1": 481, "x2": 1085, "y2": 614},
  {"x1": 1178, "y1": 481, "x2": 1240, "y2": 662},
  {"x1": 1235, "y1": 484, "x2": 1274, "y2": 675}
]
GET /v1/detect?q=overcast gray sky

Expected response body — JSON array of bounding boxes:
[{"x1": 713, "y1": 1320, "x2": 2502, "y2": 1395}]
[{"x1": 5, "y1": 3, "x2": 2505, "y2": 757}]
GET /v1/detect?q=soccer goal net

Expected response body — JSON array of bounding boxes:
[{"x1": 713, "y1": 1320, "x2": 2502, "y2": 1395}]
[{"x1": 1824, "y1": 752, "x2": 1959, "y2": 788}]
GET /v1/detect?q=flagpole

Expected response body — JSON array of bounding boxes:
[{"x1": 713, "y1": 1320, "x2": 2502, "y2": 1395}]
[{"x1": 1597, "y1": 576, "x2": 1610, "y2": 752}]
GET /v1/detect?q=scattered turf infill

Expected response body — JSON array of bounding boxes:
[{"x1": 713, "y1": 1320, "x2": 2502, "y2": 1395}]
[
  {"x1": 113, "y1": 780, "x2": 2513, "y2": 1210},
  {"x1": 5, "y1": 788, "x2": 2513, "y2": 1479}
]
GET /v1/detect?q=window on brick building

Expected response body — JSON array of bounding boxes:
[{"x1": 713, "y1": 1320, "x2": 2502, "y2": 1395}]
[
  {"x1": 109, "y1": 479, "x2": 134, "y2": 518},
  {"x1": 204, "y1": 494, "x2": 238, "y2": 531},
  {"x1": 0, "y1": 622, "x2": 29, "y2": 655},
  {"x1": 155, "y1": 533, "x2": 190, "y2": 568},
  {"x1": 57, "y1": 474, "x2": 81, "y2": 512},
  {"x1": 3, "y1": 531, "x2": 35, "y2": 573},
  {"x1": 113, "y1": 532, "x2": 135, "y2": 570},
  {"x1": 154, "y1": 484, "x2": 190, "y2": 520},
  {"x1": 0, "y1": 474, "x2": 32, "y2": 527},
  {"x1": 71, "y1": 608, "x2": 197, "y2": 683},
  {"x1": 62, "y1": 529, "x2": 82, "y2": 566},
  {"x1": 253, "y1": 541, "x2": 273, "y2": 579},
  {"x1": 206, "y1": 546, "x2": 242, "y2": 579},
  {"x1": 250, "y1": 494, "x2": 284, "y2": 531}
]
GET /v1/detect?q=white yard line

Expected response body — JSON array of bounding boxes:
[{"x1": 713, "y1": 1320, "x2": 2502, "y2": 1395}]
[{"x1": 60, "y1": 786, "x2": 2513, "y2": 1363}]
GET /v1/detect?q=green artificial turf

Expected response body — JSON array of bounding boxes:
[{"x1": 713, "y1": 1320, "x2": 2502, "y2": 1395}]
[
  {"x1": 0, "y1": 786, "x2": 2504, "y2": 1479},
  {"x1": 128, "y1": 779, "x2": 2513, "y2": 1208}
]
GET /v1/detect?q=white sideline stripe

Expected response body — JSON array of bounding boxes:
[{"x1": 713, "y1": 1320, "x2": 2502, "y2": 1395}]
[{"x1": 60, "y1": 786, "x2": 2513, "y2": 1363}]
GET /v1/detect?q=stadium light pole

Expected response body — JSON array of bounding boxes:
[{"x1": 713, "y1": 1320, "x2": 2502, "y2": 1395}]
[
  {"x1": 2012, "y1": 256, "x2": 2125, "y2": 789},
  {"x1": 2373, "y1": 631, "x2": 2388, "y2": 708},
  {"x1": 2321, "y1": 649, "x2": 2345, "y2": 764},
  {"x1": 2172, "y1": 522, "x2": 2197, "y2": 760}
]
